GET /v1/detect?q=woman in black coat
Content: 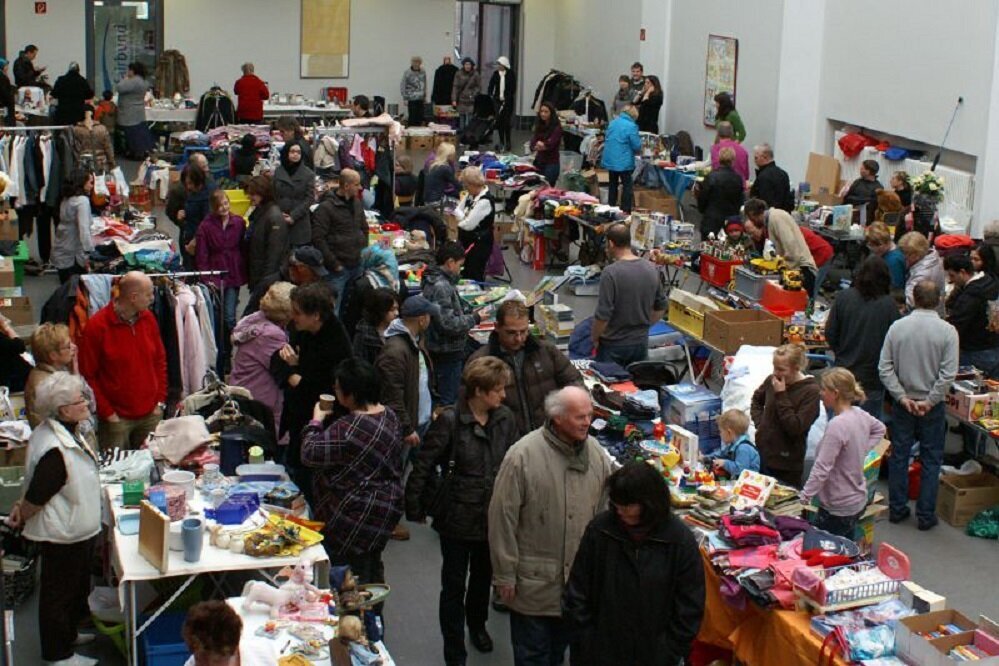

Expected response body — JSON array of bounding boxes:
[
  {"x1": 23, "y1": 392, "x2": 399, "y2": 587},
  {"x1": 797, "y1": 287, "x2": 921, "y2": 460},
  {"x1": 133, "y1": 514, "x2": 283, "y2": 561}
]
[
  {"x1": 273, "y1": 142, "x2": 316, "y2": 248},
  {"x1": 405, "y1": 357, "x2": 518, "y2": 666},
  {"x1": 244, "y1": 173, "x2": 289, "y2": 291},
  {"x1": 563, "y1": 462, "x2": 705, "y2": 666},
  {"x1": 51, "y1": 63, "x2": 94, "y2": 126},
  {"x1": 636, "y1": 74, "x2": 664, "y2": 134},
  {"x1": 696, "y1": 146, "x2": 745, "y2": 239},
  {"x1": 487, "y1": 57, "x2": 516, "y2": 152}
]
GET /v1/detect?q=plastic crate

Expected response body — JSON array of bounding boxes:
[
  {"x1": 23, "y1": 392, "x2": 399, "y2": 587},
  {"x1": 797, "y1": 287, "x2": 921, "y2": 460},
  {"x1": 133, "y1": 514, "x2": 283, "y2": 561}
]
[
  {"x1": 731, "y1": 265, "x2": 778, "y2": 300},
  {"x1": 11, "y1": 242, "x2": 28, "y2": 287},
  {"x1": 699, "y1": 254, "x2": 744, "y2": 288},
  {"x1": 139, "y1": 612, "x2": 190, "y2": 666},
  {"x1": 224, "y1": 189, "x2": 251, "y2": 217},
  {"x1": 0, "y1": 467, "x2": 24, "y2": 513},
  {"x1": 761, "y1": 280, "x2": 809, "y2": 315}
]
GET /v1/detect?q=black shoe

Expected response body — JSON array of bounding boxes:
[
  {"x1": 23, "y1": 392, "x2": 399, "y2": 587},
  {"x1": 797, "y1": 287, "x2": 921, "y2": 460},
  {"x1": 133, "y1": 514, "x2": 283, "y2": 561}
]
[
  {"x1": 889, "y1": 507, "x2": 911, "y2": 524},
  {"x1": 918, "y1": 516, "x2": 938, "y2": 531},
  {"x1": 469, "y1": 627, "x2": 493, "y2": 653}
]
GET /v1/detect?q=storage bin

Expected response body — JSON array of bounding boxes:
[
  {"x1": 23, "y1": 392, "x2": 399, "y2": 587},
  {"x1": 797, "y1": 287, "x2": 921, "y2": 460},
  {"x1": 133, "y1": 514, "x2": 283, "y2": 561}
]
[
  {"x1": 224, "y1": 189, "x2": 251, "y2": 217},
  {"x1": 667, "y1": 289, "x2": 724, "y2": 339},
  {"x1": 560, "y1": 151, "x2": 583, "y2": 174},
  {"x1": 11, "y1": 242, "x2": 28, "y2": 287},
  {"x1": 699, "y1": 254, "x2": 744, "y2": 288},
  {"x1": 731, "y1": 265, "x2": 778, "y2": 301},
  {"x1": 761, "y1": 280, "x2": 809, "y2": 315},
  {"x1": 139, "y1": 612, "x2": 190, "y2": 666},
  {"x1": 0, "y1": 467, "x2": 24, "y2": 513}
]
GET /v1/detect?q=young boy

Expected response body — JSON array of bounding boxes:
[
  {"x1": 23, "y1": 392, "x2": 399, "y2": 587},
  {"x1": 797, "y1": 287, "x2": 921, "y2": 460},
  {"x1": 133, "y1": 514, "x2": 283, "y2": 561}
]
[
  {"x1": 723, "y1": 217, "x2": 754, "y2": 253},
  {"x1": 710, "y1": 409, "x2": 760, "y2": 477}
]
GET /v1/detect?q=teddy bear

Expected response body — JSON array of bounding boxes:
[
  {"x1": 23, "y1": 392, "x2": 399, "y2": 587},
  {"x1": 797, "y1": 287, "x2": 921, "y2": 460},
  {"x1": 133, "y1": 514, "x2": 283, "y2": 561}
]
[{"x1": 875, "y1": 188, "x2": 903, "y2": 222}]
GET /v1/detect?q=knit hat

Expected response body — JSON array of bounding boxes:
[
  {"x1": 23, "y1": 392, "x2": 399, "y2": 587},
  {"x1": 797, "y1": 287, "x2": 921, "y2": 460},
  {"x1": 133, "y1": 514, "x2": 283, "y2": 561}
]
[
  {"x1": 725, "y1": 216, "x2": 744, "y2": 233},
  {"x1": 400, "y1": 295, "x2": 435, "y2": 318},
  {"x1": 496, "y1": 56, "x2": 511, "y2": 69},
  {"x1": 461, "y1": 57, "x2": 475, "y2": 67}
]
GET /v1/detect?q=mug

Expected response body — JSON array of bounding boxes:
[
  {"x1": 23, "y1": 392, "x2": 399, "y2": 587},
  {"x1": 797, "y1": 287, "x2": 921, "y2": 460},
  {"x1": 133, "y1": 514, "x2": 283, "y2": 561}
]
[
  {"x1": 169, "y1": 521, "x2": 184, "y2": 552},
  {"x1": 181, "y1": 518, "x2": 205, "y2": 563}
]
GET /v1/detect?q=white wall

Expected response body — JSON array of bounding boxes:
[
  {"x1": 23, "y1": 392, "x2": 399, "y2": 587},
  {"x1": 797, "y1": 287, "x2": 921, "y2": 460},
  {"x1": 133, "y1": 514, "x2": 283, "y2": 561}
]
[
  {"x1": 519, "y1": 0, "x2": 557, "y2": 116},
  {"x1": 164, "y1": 0, "x2": 454, "y2": 106},
  {"x1": 819, "y1": 0, "x2": 996, "y2": 160},
  {"x1": 5, "y1": 0, "x2": 87, "y2": 77},
  {"x1": 664, "y1": 0, "x2": 785, "y2": 152}
]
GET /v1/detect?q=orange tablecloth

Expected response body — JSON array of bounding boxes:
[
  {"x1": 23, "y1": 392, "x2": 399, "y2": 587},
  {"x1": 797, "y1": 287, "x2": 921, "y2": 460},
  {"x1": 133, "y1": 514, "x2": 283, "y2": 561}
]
[{"x1": 696, "y1": 550, "x2": 847, "y2": 666}]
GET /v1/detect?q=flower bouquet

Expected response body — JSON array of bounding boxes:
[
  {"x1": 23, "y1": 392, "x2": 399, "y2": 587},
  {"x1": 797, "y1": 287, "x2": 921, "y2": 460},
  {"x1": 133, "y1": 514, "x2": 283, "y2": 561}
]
[{"x1": 910, "y1": 171, "x2": 945, "y2": 201}]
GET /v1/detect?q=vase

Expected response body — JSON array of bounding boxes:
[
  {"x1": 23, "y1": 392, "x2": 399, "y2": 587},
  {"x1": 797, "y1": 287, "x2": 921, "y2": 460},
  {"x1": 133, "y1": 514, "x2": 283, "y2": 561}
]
[{"x1": 912, "y1": 193, "x2": 939, "y2": 237}]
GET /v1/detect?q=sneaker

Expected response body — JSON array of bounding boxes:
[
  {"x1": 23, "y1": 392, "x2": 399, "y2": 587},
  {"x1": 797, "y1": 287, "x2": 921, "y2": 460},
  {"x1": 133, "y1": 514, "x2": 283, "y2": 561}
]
[
  {"x1": 47, "y1": 654, "x2": 98, "y2": 666},
  {"x1": 72, "y1": 633, "x2": 96, "y2": 646},
  {"x1": 391, "y1": 523, "x2": 411, "y2": 541},
  {"x1": 888, "y1": 507, "x2": 911, "y2": 524},
  {"x1": 917, "y1": 516, "x2": 939, "y2": 531}
]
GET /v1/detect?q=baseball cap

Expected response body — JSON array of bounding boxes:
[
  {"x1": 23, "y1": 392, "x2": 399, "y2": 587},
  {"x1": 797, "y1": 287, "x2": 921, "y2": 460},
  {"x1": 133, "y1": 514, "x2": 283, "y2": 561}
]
[
  {"x1": 289, "y1": 245, "x2": 328, "y2": 276},
  {"x1": 400, "y1": 295, "x2": 435, "y2": 318}
]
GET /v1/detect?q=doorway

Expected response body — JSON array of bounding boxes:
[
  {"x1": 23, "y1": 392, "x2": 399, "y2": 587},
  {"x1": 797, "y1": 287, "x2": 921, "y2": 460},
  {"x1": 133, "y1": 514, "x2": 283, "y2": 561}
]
[
  {"x1": 454, "y1": 1, "x2": 519, "y2": 91},
  {"x1": 86, "y1": 0, "x2": 162, "y2": 94}
]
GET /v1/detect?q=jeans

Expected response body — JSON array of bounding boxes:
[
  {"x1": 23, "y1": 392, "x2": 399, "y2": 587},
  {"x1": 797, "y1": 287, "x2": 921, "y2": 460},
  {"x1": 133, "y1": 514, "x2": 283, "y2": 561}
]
[
  {"x1": 408, "y1": 100, "x2": 425, "y2": 126},
  {"x1": 538, "y1": 163, "x2": 560, "y2": 187},
  {"x1": 39, "y1": 537, "x2": 96, "y2": 661},
  {"x1": 961, "y1": 348, "x2": 999, "y2": 380},
  {"x1": 57, "y1": 262, "x2": 87, "y2": 284},
  {"x1": 510, "y1": 612, "x2": 571, "y2": 666},
  {"x1": 888, "y1": 400, "x2": 946, "y2": 524},
  {"x1": 813, "y1": 262, "x2": 832, "y2": 298},
  {"x1": 440, "y1": 537, "x2": 492, "y2": 665},
  {"x1": 217, "y1": 286, "x2": 239, "y2": 374},
  {"x1": 327, "y1": 265, "x2": 363, "y2": 319},
  {"x1": 859, "y1": 387, "x2": 886, "y2": 422},
  {"x1": 459, "y1": 112, "x2": 473, "y2": 131},
  {"x1": 595, "y1": 341, "x2": 647, "y2": 367},
  {"x1": 98, "y1": 410, "x2": 162, "y2": 450},
  {"x1": 607, "y1": 170, "x2": 635, "y2": 212},
  {"x1": 813, "y1": 506, "x2": 862, "y2": 539},
  {"x1": 434, "y1": 352, "x2": 464, "y2": 406}
]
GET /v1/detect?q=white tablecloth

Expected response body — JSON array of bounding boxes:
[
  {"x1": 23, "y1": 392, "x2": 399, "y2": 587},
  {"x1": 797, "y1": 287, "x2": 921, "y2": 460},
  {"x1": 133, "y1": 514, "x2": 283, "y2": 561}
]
[
  {"x1": 228, "y1": 596, "x2": 396, "y2": 666},
  {"x1": 145, "y1": 104, "x2": 351, "y2": 124}
]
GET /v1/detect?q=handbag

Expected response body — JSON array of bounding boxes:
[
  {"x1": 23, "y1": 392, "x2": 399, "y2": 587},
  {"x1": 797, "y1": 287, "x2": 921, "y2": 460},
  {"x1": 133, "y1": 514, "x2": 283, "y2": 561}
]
[{"x1": 422, "y1": 409, "x2": 459, "y2": 522}]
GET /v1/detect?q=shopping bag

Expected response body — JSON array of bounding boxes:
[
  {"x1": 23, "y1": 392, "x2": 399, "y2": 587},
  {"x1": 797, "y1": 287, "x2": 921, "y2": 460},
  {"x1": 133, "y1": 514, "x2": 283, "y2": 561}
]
[{"x1": 111, "y1": 167, "x2": 130, "y2": 198}]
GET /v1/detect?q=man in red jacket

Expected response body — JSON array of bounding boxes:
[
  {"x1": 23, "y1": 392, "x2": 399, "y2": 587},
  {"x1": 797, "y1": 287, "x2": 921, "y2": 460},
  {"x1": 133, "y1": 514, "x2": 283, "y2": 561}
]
[
  {"x1": 799, "y1": 226, "x2": 834, "y2": 297},
  {"x1": 233, "y1": 62, "x2": 269, "y2": 124},
  {"x1": 79, "y1": 271, "x2": 167, "y2": 449}
]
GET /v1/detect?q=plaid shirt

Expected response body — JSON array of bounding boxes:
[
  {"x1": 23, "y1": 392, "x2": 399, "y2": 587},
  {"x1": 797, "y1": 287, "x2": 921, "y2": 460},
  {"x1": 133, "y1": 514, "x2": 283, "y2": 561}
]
[{"x1": 301, "y1": 408, "x2": 404, "y2": 556}]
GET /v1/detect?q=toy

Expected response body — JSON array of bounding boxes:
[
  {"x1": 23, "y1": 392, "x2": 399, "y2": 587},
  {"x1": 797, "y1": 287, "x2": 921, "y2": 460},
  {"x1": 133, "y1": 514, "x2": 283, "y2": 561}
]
[
  {"x1": 242, "y1": 558, "x2": 322, "y2": 617},
  {"x1": 781, "y1": 267, "x2": 803, "y2": 291}
]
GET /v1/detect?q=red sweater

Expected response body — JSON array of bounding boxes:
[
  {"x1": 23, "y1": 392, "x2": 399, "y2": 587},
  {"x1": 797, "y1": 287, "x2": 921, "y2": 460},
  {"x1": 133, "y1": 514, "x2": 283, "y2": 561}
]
[
  {"x1": 233, "y1": 74, "x2": 270, "y2": 122},
  {"x1": 79, "y1": 304, "x2": 167, "y2": 420},
  {"x1": 800, "y1": 227, "x2": 833, "y2": 268}
]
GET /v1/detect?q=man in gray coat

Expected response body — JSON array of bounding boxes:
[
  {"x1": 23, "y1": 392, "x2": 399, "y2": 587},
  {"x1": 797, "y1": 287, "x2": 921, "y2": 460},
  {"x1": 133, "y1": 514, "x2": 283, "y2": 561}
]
[
  {"x1": 488, "y1": 386, "x2": 613, "y2": 666},
  {"x1": 879, "y1": 280, "x2": 959, "y2": 531}
]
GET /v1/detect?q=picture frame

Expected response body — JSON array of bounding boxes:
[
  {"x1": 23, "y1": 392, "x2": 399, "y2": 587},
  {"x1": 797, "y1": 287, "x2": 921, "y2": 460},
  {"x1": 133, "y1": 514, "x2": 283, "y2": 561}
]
[
  {"x1": 301, "y1": 0, "x2": 351, "y2": 78},
  {"x1": 703, "y1": 34, "x2": 738, "y2": 127}
]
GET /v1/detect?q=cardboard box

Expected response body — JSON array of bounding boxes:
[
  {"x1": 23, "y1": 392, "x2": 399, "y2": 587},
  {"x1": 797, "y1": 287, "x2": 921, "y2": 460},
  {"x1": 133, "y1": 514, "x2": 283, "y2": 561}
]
[
  {"x1": 895, "y1": 609, "x2": 977, "y2": 665},
  {"x1": 805, "y1": 152, "x2": 841, "y2": 200},
  {"x1": 407, "y1": 135, "x2": 434, "y2": 151},
  {"x1": 0, "y1": 296, "x2": 31, "y2": 326},
  {"x1": 927, "y1": 618, "x2": 999, "y2": 665},
  {"x1": 901, "y1": 581, "x2": 948, "y2": 614},
  {"x1": 0, "y1": 260, "x2": 14, "y2": 288},
  {"x1": 937, "y1": 472, "x2": 999, "y2": 527},
  {"x1": 633, "y1": 189, "x2": 679, "y2": 217},
  {"x1": 703, "y1": 309, "x2": 783, "y2": 354},
  {"x1": 946, "y1": 381, "x2": 997, "y2": 420},
  {"x1": 0, "y1": 209, "x2": 17, "y2": 241}
]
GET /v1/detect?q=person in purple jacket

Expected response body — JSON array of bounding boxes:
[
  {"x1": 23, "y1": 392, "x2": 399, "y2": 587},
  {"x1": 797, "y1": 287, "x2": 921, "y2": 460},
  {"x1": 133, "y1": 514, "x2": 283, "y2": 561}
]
[
  {"x1": 195, "y1": 189, "x2": 248, "y2": 373},
  {"x1": 801, "y1": 368, "x2": 887, "y2": 539},
  {"x1": 229, "y1": 282, "x2": 294, "y2": 439}
]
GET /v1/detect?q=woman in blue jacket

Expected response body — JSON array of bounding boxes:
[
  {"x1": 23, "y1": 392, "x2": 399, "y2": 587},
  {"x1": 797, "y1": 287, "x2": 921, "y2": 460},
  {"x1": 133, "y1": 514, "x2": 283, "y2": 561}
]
[{"x1": 600, "y1": 105, "x2": 641, "y2": 212}]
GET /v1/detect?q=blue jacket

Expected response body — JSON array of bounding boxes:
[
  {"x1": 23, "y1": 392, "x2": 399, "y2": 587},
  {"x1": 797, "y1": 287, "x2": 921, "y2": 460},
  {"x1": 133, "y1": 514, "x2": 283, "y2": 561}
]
[
  {"x1": 884, "y1": 247, "x2": 906, "y2": 290},
  {"x1": 715, "y1": 434, "x2": 760, "y2": 477},
  {"x1": 601, "y1": 114, "x2": 641, "y2": 172}
]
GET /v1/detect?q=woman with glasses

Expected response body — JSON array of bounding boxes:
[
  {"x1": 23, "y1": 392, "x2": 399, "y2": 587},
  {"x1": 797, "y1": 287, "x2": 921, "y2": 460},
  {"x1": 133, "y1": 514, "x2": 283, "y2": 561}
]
[
  {"x1": 25, "y1": 323, "x2": 94, "y2": 428},
  {"x1": 8, "y1": 372, "x2": 101, "y2": 665}
]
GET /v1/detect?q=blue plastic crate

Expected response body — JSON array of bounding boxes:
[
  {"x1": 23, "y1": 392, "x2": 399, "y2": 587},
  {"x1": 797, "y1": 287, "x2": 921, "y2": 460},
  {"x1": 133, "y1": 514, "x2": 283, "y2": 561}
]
[{"x1": 139, "y1": 612, "x2": 190, "y2": 666}]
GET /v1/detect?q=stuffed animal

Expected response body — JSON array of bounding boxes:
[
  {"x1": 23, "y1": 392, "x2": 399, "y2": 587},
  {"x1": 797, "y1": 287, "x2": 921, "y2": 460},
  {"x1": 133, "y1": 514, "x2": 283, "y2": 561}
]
[
  {"x1": 242, "y1": 580, "x2": 318, "y2": 617},
  {"x1": 875, "y1": 188, "x2": 903, "y2": 221}
]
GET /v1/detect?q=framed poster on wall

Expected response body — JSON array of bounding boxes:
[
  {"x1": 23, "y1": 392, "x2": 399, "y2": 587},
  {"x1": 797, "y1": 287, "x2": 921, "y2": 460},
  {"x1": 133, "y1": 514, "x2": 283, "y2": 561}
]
[
  {"x1": 703, "y1": 34, "x2": 738, "y2": 127},
  {"x1": 301, "y1": 0, "x2": 350, "y2": 78}
]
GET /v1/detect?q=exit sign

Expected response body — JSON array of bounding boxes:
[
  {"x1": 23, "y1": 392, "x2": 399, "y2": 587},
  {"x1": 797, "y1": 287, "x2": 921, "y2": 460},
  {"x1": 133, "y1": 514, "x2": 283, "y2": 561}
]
[{"x1": 34, "y1": 2, "x2": 46, "y2": 14}]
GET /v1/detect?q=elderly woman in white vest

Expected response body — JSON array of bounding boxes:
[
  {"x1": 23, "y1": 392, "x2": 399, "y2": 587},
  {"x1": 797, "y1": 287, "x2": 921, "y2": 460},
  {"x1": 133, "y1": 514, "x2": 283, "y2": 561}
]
[{"x1": 9, "y1": 371, "x2": 101, "y2": 665}]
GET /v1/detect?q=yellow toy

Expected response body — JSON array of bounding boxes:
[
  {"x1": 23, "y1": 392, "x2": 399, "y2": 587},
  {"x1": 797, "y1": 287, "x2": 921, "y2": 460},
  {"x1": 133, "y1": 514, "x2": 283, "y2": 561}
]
[
  {"x1": 781, "y1": 268, "x2": 803, "y2": 291},
  {"x1": 749, "y1": 255, "x2": 785, "y2": 275}
]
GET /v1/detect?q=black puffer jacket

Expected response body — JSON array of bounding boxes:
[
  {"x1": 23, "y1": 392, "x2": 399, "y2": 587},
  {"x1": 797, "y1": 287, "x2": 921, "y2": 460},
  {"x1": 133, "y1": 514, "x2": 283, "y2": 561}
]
[
  {"x1": 563, "y1": 511, "x2": 705, "y2": 666},
  {"x1": 246, "y1": 201, "x2": 288, "y2": 290},
  {"x1": 405, "y1": 401, "x2": 517, "y2": 541},
  {"x1": 946, "y1": 273, "x2": 999, "y2": 352},
  {"x1": 311, "y1": 190, "x2": 367, "y2": 272}
]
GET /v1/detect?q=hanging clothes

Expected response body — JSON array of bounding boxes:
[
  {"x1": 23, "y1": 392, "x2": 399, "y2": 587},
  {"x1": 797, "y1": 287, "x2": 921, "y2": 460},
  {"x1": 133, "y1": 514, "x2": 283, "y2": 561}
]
[{"x1": 175, "y1": 284, "x2": 208, "y2": 397}]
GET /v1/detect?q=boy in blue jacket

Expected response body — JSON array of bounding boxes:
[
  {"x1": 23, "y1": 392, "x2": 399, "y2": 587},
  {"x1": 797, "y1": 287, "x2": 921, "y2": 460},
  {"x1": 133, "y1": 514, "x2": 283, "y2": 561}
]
[
  {"x1": 709, "y1": 409, "x2": 761, "y2": 477},
  {"x1": 601, "y1": 105, "x2": 641, "y2": 212}
]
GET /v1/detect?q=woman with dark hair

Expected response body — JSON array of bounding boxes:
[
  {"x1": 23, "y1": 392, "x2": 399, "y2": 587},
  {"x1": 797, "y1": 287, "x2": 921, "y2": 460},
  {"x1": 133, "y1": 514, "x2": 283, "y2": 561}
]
[
  {"x1": 51, "y1": 169, "x2": 95, "y2": 283},
  {"x1": 531, "y1": 101, "x2": 563, "y2": 186},
  {"x1": 713, "y1": 91, "x2": 745, "y2": 142},
  {"x1": 563, "y1": 461, "x2": 705, "y2": 666},
  {"x1": 825, "y1": 255, "x2": 899, "y2": 420},
  {"x1": 272, "y1": 282, "x2": 352, "y2": 499},
  {"x1": 182, "y1": 600, "x2": 277, "y2": 665},
  {"x1": 115, "y1": 61, "x2": 153, "y2": 158},
  {"x1": 406, "y1": 356, "x2": 517, "y2": 665},
  {"x1": 636, "y1": 75, "x2": 664, "y2": 133},
  {"x1": 171, "y1": 165, "x2": 213, "y2": 269},
  {"x1": 275, "y1": 115, "x2": 314, "y2": 169},
  {"x1": 971, "y1": 241, "x2": 997, "y2": 277},
  {"x1": 353, "y1": 287, "x2": 399, "y2": 364},
  {"x1": 245, "y1": 174, "x2": 288, "y2": 290},
  {"x1": 273, "y1": 141, "x2": 316, "y2": 247},
  {"x1": 302, "y1": 357, "x2": 403, "y2": 604}
]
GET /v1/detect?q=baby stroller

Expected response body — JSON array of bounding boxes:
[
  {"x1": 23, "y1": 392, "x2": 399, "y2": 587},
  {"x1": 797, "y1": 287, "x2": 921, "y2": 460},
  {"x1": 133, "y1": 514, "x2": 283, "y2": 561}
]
[{"x1": 460, "y1": 94, "x2": 496, "y2": 149}]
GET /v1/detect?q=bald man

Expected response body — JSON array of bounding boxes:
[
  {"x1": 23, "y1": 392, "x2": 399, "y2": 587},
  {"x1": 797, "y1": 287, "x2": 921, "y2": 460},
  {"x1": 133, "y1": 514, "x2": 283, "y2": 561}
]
[
  {"x1": 79, "y1": 271, "x2": 167, "y2": 449},
  {"x1": 488, "y1": 386, "x2": 613, "y2": 664},
  {"x1": 312, "y1": 168, "x2": 368, "y2": 317}
]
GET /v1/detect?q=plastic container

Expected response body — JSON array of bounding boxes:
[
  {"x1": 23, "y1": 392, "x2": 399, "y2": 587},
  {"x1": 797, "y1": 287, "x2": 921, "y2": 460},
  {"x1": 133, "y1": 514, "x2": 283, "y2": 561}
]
[
  {"x1": 205, "y1": 492, "x2": 260, "y2": 525},
  {"x1": 699, "y1": 254, "x2": 744, "y2": 288},
  {"x1": 235, "y1": 463, "x2": 287, "y2": 482},
  {"x1": 0, "y1": 467, "x2": 24, "y2": 513},
  {"x1": 139, "y1": 612, "x2": 190, "y2": 666},
  {"x1": 560, "y1": 151, "x2": 583, "y2": 174},
  {"x1": 224, "y1": 189, "x2": 251, "y2": 217},
  {"x1": 731, "y1": 265, "x2": 778, "y2": 300},
  {"x1": 11, "y1": 242, "x2": 28, "y2": 287},
  {"x1": 761, "y1": 280, "x2": 809, "y2": 314}
]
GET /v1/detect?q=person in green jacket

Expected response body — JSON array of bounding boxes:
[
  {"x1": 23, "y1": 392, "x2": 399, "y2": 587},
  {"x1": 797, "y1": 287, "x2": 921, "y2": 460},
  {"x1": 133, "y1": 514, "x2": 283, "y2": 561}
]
[{"x1": 714, "y1": 91, "x2": 746, "y2": 142}]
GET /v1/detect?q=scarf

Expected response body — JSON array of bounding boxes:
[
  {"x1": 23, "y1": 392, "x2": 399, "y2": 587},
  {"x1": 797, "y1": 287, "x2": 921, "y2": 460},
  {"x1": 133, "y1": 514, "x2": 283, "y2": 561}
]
[
  {"x1": 542, "y1": 420, "x2": 589, "y2": 472},
  {"x1": 280, "y1": 142, "x2": 301, "y2": 176}
]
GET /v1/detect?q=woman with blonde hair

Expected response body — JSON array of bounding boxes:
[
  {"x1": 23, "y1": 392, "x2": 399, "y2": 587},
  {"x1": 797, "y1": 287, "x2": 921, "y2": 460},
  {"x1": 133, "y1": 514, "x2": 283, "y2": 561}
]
[
  {"x1": 423, "y1": 142, "x2": 460, "y2": 205},
  {"x1": 452, "y1": 166, "x2": 495, "y2": 282},
  {"x1": 801, "y1": 368, "x2": 887, "y2": 538},
  {"x1": 750, "y1": 344, "x2": 820, "y2": 487},
  {"x1": 25, "y1": 323, "x2": 83, "y2": 428}
]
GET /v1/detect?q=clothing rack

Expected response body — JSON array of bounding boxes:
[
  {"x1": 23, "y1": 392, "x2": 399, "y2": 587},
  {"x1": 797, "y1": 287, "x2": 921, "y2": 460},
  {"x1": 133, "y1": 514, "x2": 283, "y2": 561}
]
[
  {"x1": 312, "y1": 125, "x2": 396, "y2": 214},
  {"x1": 147, "y1": 270, "x2": 228, "y2": 375},
  {"x1": 0, "y1": 125, "x2": 70, "y2": 131}
]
